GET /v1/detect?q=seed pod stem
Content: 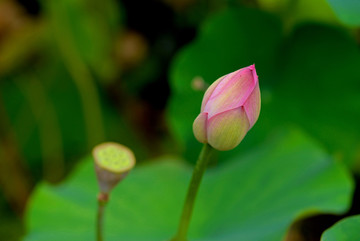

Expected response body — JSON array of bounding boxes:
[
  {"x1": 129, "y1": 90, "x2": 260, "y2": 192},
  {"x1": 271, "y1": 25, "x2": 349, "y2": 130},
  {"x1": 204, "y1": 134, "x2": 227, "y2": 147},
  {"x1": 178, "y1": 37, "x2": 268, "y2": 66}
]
[{"x1": 96, "y1": 193, "x2": 108, "y2": 241}]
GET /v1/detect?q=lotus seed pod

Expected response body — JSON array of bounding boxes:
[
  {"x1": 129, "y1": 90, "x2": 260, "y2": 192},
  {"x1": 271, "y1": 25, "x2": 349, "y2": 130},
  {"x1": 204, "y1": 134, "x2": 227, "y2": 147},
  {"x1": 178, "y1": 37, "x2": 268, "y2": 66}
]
[
  {"x1": 193, "y1": 64, "x2": 261, "y2": 151},
  {"x1": 93, "y1": 142, "x2": 136, "y2": 194}
]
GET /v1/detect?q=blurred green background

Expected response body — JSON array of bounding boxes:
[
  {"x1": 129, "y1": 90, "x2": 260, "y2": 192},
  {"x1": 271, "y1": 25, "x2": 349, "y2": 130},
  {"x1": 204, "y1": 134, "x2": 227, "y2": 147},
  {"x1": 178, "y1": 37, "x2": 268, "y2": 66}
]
[{"x1": 0, "y1": 0, "x2": 359, "y2": 240}]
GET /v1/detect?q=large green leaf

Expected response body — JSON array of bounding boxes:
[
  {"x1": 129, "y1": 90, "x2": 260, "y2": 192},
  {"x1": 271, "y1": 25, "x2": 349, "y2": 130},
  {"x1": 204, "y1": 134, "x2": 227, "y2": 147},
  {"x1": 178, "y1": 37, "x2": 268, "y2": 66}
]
[
  {"x1": 327, "y1": 0, "x2": 360, "y2": 26},
  {"x1": 272, "y1": 24, "x2": 360, "y2": 169},
  {"x1": 321, "y1": 215, "x2": 360, "y2": 241},
  {"x1": 24, "y1": 129, "x2": 353, "y2": 241}
]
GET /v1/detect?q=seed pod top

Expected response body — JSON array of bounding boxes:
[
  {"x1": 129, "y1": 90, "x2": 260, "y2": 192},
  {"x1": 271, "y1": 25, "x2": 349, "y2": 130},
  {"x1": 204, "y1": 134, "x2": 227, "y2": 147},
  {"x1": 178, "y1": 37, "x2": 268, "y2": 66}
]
[
  {"x1": 193, "y1": 64, "x2": 261, "y2": 151},
  {"x1": 93, "y1": 142, "x2": 136, "y2": 194}
]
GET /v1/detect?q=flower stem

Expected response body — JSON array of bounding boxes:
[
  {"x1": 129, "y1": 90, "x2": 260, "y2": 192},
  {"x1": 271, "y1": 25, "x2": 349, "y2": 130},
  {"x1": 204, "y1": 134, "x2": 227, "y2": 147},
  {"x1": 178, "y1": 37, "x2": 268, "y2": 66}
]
[
  {"x1": 172, "y1": 143, "x2": 214, "y2": 241},
  {"x1": 97, "y1": 193, "x2": 108, "y2": 241}
]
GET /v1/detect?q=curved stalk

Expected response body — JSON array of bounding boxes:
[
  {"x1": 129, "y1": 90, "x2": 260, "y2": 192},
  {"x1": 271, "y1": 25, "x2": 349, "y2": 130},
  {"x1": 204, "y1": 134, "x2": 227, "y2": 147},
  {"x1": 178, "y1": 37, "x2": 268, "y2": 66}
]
[{"x1": 172, "y1": 143, "x2": 214, "y2": 241}]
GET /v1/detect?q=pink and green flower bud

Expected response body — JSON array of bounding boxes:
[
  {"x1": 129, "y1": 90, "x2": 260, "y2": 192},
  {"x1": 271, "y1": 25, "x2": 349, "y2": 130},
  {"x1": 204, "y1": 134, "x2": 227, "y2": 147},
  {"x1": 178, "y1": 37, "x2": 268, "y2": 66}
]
[
  {"x1": 93, "y1": 142, "x2": 136, "y2": 195},
  {"x1": 193, "y1": 64, "x2": 261, "y2": 151}
]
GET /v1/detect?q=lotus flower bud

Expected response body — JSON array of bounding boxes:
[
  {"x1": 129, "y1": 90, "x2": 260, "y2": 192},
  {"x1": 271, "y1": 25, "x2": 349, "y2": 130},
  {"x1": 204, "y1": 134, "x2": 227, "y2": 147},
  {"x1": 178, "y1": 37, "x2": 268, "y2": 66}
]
[
  {"x1": 193, "y1": 64, "x2": 261, "y2": 151},
  {"x1": 93, "y1": 142, "x2": 136, "y2": 195}
]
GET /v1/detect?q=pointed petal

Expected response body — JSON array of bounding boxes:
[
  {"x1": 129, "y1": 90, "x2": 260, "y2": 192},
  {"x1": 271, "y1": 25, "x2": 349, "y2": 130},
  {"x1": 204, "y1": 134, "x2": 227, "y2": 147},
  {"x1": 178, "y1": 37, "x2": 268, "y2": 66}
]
[
  {"x1": 249, "y1": 64, "x2": 258, "y2": 83},
  {"x1": 207, "y1": 107, "x2": 250, "y2": 151},
  {"x1": 201, "y1": 76, "x2": 224, "y2": 112},
  {"x1": 244, "y1": 82, "x2": 261, "y2": 128},
  {"x1": 204, "y1": 66, "x2": 257, "y2": 118},
  {"x1": 193, "y1": 112, "x2": 208, "y2": 143}
]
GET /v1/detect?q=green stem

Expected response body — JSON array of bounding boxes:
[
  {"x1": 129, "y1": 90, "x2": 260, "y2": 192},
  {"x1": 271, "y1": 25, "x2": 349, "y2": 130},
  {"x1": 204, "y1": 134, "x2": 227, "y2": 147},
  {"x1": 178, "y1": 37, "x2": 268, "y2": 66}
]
[
  {"x1": 172, "y1": 143, "x2": 214, "y2": 241},
  {"x1": 97, "y1": 194, "x2": 108, "y2": 241}
]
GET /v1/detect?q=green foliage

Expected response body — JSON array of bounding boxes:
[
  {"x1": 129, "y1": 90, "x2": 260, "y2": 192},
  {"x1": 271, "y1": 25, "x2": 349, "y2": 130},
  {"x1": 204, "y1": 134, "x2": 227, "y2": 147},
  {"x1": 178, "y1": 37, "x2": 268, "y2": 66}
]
[
  {"x1": 321, "y1": 215, "x2": 360, "y2": 241},
  {"x1": 24, "y1": 129, "x2": 353, "y2": 241},
  {"x1": 0, "y1": 0, "x2": 147, "y2": 182},
  {"x1": 41, "y1": 0, "x2": 120, "y2": 79},
  {"x1": 0, "y1": 61, "x2": 88, "y2": 179},
  {"x1": 0, "y1": 58, "x2": 146, "y2": 181},
  {"x1": 258, "y1": 0, "x2": 339, "y2": 28},
  {"x1": 327, "y1": 0, "x2": 360, "y2": 26},
  {"x1": 168, "y1": 7, "x2": 360, "y2": 169}
]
